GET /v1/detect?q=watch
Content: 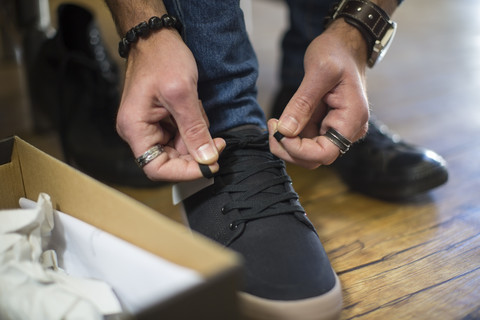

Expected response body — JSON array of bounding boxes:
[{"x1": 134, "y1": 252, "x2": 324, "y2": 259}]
[{"x1": 325, "y1": 0, "x2": 397, "y2": 68}]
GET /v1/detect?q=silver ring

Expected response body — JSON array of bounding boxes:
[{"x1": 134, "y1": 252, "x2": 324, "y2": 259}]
[
  {"x1": 324, "y1": 128, "x2": 352, "y2": 155},
  {"x1": 135, "y1": 144, "x2": 165, "y2": 168}
]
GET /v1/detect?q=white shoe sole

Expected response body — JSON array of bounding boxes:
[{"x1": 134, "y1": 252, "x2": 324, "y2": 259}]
[{"x1": 238, "y1": 273, "x2": 342, "y2": 320}]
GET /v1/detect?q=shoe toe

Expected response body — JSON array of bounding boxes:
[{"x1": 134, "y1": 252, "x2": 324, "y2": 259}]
[
  {"x1": 230, "y1": 214, "x2": 337, "y2": 301},
  {"x1": 231, "y1": 214, "x2": 342, "y2": 320},
  {"x1": 386, "y1": 144, "x2": 447, "y2": 175},
  {"x1": 335, "y1": 141, "x2": 448, "y2": 199}
]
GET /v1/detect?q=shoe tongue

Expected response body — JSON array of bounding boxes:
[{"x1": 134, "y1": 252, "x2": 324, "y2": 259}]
[{"x1": 221, "y1": 125, "x2": 265, "y2": 135}]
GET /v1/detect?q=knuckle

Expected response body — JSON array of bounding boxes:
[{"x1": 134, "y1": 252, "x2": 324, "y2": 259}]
[
  {"x1": 144, "y1": 168, "x2": 163, "y2": 182},
  {"x1": 360, "y1": 121, "x2": 369, "y2": 138},
  {"x1": 182, "y1": 120, "x2": 208, "y2": 140},
  {"x1": 115, "y1": 110, "x2": 129, "y2": 138},
  {"x1": 357, "y1": 110, "x2": 370, "y2": 139},
  {"x1": 115, "y1": 106, "x2": 147, "y2": 144},
  {"x1": 324, "y1": 155, "x2": 337, "y2": 166},
  {"x1": 144, "y1": 170, "x2": 156, "y2": 181},
  {"x1": 305, "y1": 162, "x2": 321, "y2": 170},
  {"x1": 160, "y1": 77, "x2": 196, "y2": 104},
  {"x1": 316, "y1": 54, "x2": 343, "y2": 78},
  {"x1": 291, "y1": 94, "x2": 316, "y2": 116},
  {"x1": 361, "y1": 110, "x2": 370, "y2": 124}
]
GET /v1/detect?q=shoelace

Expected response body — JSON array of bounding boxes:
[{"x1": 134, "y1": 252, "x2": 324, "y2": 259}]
[{"x1": 216, "y1": 131, "x2": 305, "y2": 229}]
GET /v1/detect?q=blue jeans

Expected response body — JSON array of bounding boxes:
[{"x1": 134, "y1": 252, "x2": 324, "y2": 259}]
[
  {"x1": 281, "y1": 0, "x2": 333, "y2": 88},
  {"x1": 164, "y1": 0, "x2": 266, "y2": 135},
  {"x1": 164, "y1": 0, "x2": 400, "y2": 133},
  {"x1": 163, "y1": 0, "x2": 333, "y2": 134}
]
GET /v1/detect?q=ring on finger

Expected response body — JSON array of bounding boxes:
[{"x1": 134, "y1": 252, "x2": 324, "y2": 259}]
[
  {"x1": 323, "y1": 128, "x2": 352, "y2": 155},
  {"x1": 135, "y1": 144, "x2": 165, "y2": 168}
]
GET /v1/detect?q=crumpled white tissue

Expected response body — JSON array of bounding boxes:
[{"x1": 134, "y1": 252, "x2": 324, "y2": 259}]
[{"x1": 0, "y1": 193, "x2": 122, "y2": 320}]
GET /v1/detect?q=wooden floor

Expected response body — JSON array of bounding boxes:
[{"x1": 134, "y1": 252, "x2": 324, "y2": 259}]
[{"x1": 1, "y1": 0, "x2": 479, "y2": 319}]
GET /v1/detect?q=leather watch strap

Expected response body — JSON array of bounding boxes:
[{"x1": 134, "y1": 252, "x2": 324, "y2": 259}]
[
  {"x1": 338, "y1": 0, "x2": 391, "y2": 40},
  {"x1": 326, "y1": 0, "x2": 394, "y2": 62}
]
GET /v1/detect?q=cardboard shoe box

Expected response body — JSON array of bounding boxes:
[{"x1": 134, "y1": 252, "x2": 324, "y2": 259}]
[{"x1": 0, "y1": 136, "x2": 243, "y2": 320}]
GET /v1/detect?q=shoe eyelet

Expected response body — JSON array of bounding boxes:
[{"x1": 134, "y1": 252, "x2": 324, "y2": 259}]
[
  {"x1": 229, "y1": 223, "x2": 238, "y2": 230},
  {"x1": 221, "y1": 207, "x2": 225, "y2": 214}
]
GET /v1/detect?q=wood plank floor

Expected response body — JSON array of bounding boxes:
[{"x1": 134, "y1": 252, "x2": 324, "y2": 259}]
[{"x1": 1, "y1": 0, "x2": 479, "y2": 319}]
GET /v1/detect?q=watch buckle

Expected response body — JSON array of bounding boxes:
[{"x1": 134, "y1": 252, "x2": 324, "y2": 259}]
[{"x1": 368, "y1": 21, "x2": 397, "y2": 68}]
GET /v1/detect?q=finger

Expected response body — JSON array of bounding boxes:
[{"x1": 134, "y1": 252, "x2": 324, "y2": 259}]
[
  {"x1": 168, "y1": 98, "x2": 219, "y2": 165},
  {"x1": 276, "y1": 72, "x2": 338, "y2": 137},
  {"x1": 198, "y1": 100, "x2": 210, "y2": 128},
  {"x1": 142, "y1": 148, "x2": 210, "y2": 181},
  {"x1": 116, "y1": 92, "x2": 173, "y2": 160},
  {"x1": 321, "y1": 81, "x2": 369, "y2": 143},
  {"x1": 269, "y1": 119, "x2": 338, "y2": 168},
  {"x1": 142, "y1": 138, "x2": 226, "y2": 181},
  {"x1": 270, "y1": 116, "x2": 361, "y2": 168}
]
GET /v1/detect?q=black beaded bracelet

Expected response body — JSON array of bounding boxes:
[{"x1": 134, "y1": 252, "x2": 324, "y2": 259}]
[{"x1": 118, "y1": 14, "x2": 182, "y2": 58}]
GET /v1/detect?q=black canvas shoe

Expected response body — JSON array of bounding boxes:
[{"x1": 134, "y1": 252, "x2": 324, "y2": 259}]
[
  {"x1": 175, "y1": 127, "x2": 342, "y2": 320},
  {"x1": 271, "y1": 86, "x2": 448, "y2": 200}
]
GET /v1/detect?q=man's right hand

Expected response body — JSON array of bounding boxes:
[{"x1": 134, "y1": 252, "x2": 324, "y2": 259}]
[{"x1": 116, "y1": 28, "x2": 225, "y2": 181}]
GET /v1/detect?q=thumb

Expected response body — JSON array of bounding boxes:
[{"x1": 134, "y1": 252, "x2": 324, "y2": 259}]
[
  {"x1": 276, "y1": 77, "x2": 326, "y2": 137},
  {"x1": 173, "y1": 100, "x2": 220, "y2": 164}
]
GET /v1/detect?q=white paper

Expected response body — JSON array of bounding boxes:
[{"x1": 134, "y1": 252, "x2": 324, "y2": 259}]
[
  {"x1": 20, "y1": 197, "x2": 204, "y2": 314},
  {"x1": 172, "y1": 177, "x2": 214, "y2": 205},
  {"x1": 0, "y1": 193, "x2": 119, "y2": 320}
]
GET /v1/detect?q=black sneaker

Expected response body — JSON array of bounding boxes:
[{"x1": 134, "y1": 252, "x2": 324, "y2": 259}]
[
  {"x1": 271, "y1": 86, "x2": 448, "y2": 200},
  {"x1": 176, "y1": 126, "x2": 342, "y2": 320}
]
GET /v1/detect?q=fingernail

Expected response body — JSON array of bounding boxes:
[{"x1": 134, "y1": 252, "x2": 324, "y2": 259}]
[
  {"x1": 197, "y1": 143, "x2": 218, "y2": 163},
  {"x1": 279, "y1": 115, "x2": 299, "y2": 135},
  {"x1": 216, "y1": 138, "x2": 227, "y2": 154}
]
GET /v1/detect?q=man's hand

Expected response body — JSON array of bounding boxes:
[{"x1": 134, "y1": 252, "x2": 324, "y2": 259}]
[
  {"x1": 268, "y1": 19, "x2": 370, "y2": 169},
  {"x1": 116, "y1": 29, "x2": 225, "y2": 181}
]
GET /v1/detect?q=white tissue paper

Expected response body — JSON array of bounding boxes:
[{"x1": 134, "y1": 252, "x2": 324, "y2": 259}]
[
  {"x1": 0, "y1": 193, "x2": 120, "y2": 320},
  {"x1": 17, "y1": 194, "x2": 204, "y2": 317},
  {"x1": 1, "y1": 193, "x2": 204, "y2": 319}
]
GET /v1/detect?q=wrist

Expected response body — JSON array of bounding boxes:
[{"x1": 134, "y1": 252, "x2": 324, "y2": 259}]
[
  {"x1": 325, "y1": 19, "x2": 369, "y2": 70},
  {"x1": 118, "y1": 14, "x2": 183, "y2": 59},
  {"x1": 127, "y1": 27, "x2": 182, "y2": 62},
  {"x1": 324, "y1": 0, "x2": 397, "y2": 68},
  {"x1": 105, "y1": 1, "x2": 169, "y2": 35}
]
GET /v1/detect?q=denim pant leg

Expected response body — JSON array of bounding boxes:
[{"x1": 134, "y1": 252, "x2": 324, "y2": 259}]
[
  {"x1": 164, "y1": 0, "x2": 266, "y2": 135},
  {"x1": 281, "y1": 0, "x2": 334, "y2": 88}
]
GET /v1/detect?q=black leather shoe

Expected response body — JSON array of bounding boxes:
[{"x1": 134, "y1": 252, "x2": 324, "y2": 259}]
[
  {"x1": 271, "y1": 86, "x2": 448, "y2": 200},
  {"x1": 333, "y1": 119, "x2": 448, "y2": 200},
  {"x1": 26, "y1": 4, "x2": 162, "y2": 188}
]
